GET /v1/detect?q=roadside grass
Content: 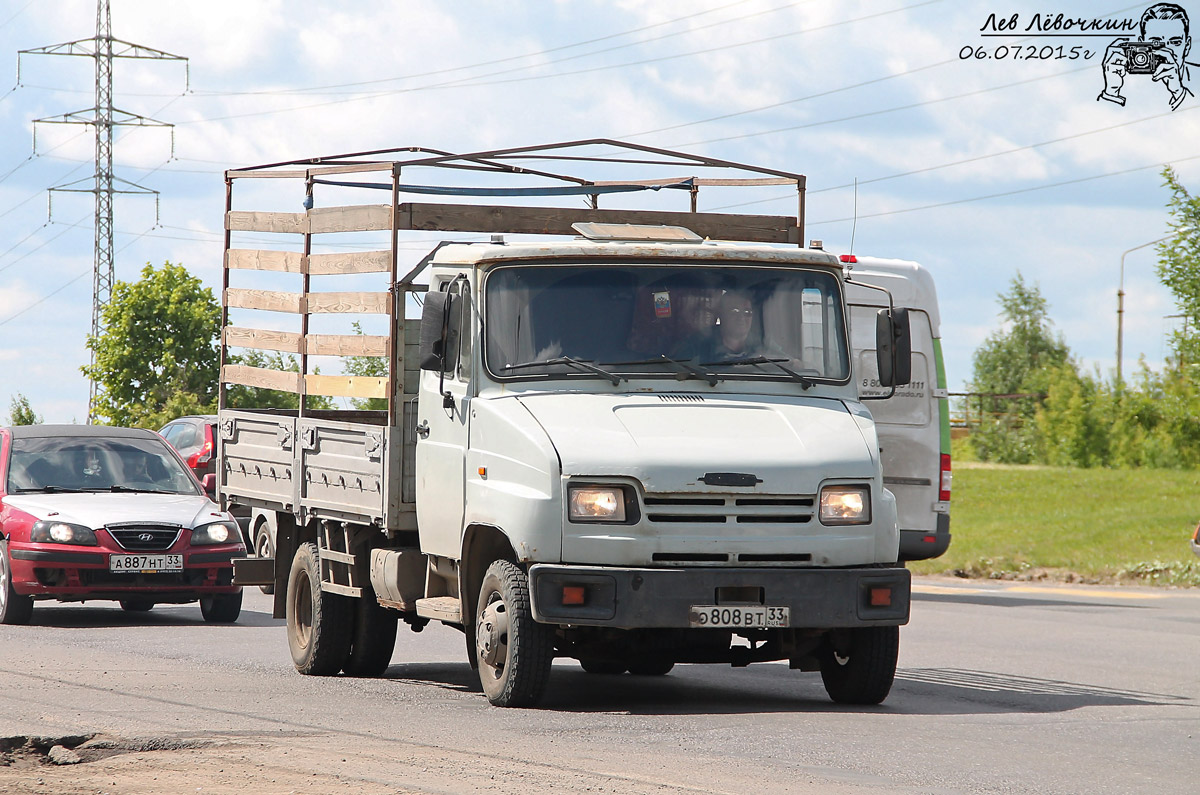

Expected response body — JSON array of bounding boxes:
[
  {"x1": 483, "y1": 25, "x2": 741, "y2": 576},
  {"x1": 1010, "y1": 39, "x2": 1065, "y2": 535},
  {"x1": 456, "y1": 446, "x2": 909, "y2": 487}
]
[{"x1": 909, "y1": 463, "x2": 1200, "y2": 586}]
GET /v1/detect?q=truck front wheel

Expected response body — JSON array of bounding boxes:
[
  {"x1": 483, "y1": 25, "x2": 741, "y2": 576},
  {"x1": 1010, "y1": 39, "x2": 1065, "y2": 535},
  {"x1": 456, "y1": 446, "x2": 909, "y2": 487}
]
[
  {"x1": 819, "y1": 626, "x2": 899, "y2": 705},
  {"x1": 287, "y1": 542, "x2": 352, "y2": 676},
  {"x1": 474, "y1": 560, "x2": 554, "y2": 707}
]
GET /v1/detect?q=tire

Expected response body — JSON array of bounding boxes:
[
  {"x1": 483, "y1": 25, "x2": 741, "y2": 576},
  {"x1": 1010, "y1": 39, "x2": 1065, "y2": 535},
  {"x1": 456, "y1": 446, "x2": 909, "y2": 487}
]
[
  {"x1": 342, "y1": 591, "x2": 398, "y2": 677},
  {"x1": 819, "y1": 626, "x2": 899, "y2": 705},
  {"x1": 627, "y1": 660, "x2": 674, "y2": 676},
  {"x1": 475, "y1": 560, "x2": 554, "y2": 707},
  {"x1": 286, "y1": 542, "x2": 352, "y2": 676},
  {"x1": 0, "y1": 541, "x2": 34, "y2": 626},
  {"x1": 579, "y1": 658, "x2": 626, "y2": 675},
  {"x1": 253, "y1": 519, "x2": 275, "y2": 595},
  {"x1": 200, "y1": 590, "x2": 243, "y2": 623},
  {"x1": 119, "y1": 599, "x2": 154, "y2": 612}
]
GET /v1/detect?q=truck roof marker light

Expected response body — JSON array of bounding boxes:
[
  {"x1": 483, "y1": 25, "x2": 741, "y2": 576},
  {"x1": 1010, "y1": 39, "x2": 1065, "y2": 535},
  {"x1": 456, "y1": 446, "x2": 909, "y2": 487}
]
[
  {"x1": 571, "y1": 222, "x2": 702, "y2": 243},
  {"x1": 839, "y1": 254, "x2": 857, "y2": 263}
]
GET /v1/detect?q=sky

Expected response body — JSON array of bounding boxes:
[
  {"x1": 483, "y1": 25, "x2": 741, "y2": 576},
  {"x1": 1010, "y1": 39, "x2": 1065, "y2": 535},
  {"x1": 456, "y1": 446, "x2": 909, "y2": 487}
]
[{"x1": 1, "y1": 0, "x2": 1198, "y2": 423}]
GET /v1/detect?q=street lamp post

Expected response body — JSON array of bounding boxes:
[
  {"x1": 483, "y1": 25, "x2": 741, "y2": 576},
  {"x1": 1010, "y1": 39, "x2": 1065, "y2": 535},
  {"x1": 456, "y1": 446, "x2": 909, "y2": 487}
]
[{"x1": 1116, "y1": 236, "x2": 1173, "y2": 387}]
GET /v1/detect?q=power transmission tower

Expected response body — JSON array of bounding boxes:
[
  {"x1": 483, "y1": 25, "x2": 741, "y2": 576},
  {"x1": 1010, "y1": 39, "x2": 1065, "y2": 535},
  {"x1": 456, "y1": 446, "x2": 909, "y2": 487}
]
[{"x1": 19, "y1": 0, "x2": 187, "y2": 423}]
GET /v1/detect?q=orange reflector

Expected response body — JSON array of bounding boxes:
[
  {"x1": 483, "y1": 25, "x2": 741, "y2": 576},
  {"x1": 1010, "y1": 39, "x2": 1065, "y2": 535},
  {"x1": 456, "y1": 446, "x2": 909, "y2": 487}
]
[
  {"x1": 869, "y1": 587, "x2": 892, "y2": 607},
  {"x1": 478, "y1": 467, "x2": 487, "y2": 479},
  {"x1": 562, "y1": 586, "x2": 586, "y2": 606}
]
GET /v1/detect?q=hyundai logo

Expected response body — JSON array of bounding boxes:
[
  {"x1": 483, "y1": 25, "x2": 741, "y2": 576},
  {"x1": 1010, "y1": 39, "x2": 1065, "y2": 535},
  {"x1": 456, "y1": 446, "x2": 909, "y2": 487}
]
[{"x1": 138, "y1": 533, "x2": 154, "y2": 542}]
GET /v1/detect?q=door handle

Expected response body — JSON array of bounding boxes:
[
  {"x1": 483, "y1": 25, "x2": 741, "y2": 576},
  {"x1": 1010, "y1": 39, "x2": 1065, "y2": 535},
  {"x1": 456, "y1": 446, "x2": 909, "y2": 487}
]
[{"x1": 415, "y1": 420, "x2": 430, "y2": 438}]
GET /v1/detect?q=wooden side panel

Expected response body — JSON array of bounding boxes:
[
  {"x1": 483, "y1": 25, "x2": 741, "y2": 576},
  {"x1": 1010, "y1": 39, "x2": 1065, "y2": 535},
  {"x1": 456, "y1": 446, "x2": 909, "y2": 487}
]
[
  {"x1": 306, "y1": 291, "x2": 390, "y2": 314},
  {"x1": 224, "y1": 327, "x2": 304, "y2": 354},
  {"x1": 305, "y1": 374, "x2": 388, "y2": 399},
  {"x1": 306, "y1": 250, "x2": 392, "y2": 275},
  {"x1": 307, "y1": 205, "x2": 392, "y2": 234},
  {"x1": 226, "y1": 211, "x2": 307, "y2": 234},
  {"x1": 225, "y1": 249, "x2": 303, "y2": 273},
  {"x1": 222, "y1": 364, "x2": 303, "y2": 393},
  {"x1": 396, "y1": 202, "x2": 800, "y2": 243},
  {"x1": 225, "y1": 288, "x2": 304, "y2": 314},
  {"x1": 305, "y1": 334, "x2": 389, "y2": 357}
]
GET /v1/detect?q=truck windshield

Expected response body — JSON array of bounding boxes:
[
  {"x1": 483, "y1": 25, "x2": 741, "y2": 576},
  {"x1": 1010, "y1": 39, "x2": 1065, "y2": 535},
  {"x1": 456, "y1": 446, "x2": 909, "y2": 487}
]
[{"x1": 485, "y1": 263, "x2": 850, "y2": 383}]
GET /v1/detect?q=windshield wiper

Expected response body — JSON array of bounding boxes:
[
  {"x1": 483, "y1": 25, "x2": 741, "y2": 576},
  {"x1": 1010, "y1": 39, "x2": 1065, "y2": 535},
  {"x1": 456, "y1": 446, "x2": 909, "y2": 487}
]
[
  {"x1": 502, "y1": 356, "x2": 624, "y2": 386},
  {"x1": 16, "y1": 485, "x2": 87, "y2": 494},
  {"x1": 107, "y1": 485, "x2": 175, "y2": 494},
  {"x1": 701, "y1": 356, "x2": 816, "y2": 390},
  {"x1": 611, "y1": 355, "x2": 720, "y2": 387}
]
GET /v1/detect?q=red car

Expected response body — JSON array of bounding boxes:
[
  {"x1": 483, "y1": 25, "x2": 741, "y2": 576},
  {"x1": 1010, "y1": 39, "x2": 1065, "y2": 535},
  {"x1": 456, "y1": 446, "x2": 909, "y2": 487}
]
[
  {"x1": 0, "y1": 424, "x2": 245, "y2": 625},
  {"x1": 158, "y1": 415, "x2": 217, "y2": 481}
]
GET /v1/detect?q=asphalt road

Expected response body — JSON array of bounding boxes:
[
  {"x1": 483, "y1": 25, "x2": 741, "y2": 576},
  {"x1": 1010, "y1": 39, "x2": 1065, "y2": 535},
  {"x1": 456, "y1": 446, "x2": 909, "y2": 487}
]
[{"x1": 0, "y1": 577, "x2": 1196, "y2": 794}]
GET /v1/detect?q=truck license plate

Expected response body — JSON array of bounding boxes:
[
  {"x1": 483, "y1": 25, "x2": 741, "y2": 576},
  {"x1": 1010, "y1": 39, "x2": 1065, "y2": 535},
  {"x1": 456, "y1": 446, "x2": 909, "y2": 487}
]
[
  {"x1": 109, "y1": 554, "x2": 183, "y2": 573},
  {"x1": 689, "y1": 605, "x2": 789, "y2": 628}
]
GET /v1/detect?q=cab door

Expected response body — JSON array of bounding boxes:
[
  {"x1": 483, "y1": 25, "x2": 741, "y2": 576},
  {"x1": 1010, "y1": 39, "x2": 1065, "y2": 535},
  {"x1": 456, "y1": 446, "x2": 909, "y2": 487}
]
[{"x1": 415, "y1": 275, "x2": 473, "y2": 558}]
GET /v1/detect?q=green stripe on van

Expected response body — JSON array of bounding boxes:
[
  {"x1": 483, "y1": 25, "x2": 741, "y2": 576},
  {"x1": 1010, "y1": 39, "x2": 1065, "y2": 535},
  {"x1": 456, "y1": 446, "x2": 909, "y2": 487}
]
[{"x1": 933, "y1": 337, "x2": 950, "y2": 454}]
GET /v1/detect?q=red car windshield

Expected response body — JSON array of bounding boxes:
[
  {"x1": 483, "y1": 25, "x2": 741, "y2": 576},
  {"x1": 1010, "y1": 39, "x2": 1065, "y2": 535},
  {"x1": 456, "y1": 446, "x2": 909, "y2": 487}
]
[{"x1": 6, "y1": 436, "x2": 200, "y2": 495}]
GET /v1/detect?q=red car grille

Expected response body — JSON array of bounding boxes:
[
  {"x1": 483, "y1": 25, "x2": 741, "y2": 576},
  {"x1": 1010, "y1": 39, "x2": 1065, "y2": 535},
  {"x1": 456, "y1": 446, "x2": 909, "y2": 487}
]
[{"x1": 108, "y1": 526, "x2": 182, "y2": 552}]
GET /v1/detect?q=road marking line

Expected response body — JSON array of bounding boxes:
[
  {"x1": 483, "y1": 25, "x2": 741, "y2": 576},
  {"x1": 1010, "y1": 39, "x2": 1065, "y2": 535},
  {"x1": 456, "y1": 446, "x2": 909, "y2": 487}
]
[{"x1": 912, "y1": 582, "x2": 1170, "y2": 600}]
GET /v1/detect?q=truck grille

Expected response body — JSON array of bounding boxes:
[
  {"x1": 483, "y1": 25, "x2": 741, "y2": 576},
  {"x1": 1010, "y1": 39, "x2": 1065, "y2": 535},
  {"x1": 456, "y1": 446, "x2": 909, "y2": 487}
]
[
  {"x1": 107, "y1": 525, "x2": 182, "y2": 552},
  {"x1": 643, "y1": 495, "x2": 814, "y2": 525}
]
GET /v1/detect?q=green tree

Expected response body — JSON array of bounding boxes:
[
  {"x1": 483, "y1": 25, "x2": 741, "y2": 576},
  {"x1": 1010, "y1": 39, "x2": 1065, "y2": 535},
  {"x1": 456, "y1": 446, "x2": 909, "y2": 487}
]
[
  {"x1": 82, "y1": 262, "x2": 220, "y2": 428},
  {"x1": 968, "y1": 273, "x2": 1074, "y2": 463},
  {"x1": 8, "y1": 393, "x2": 42, "y2": 426},
  {"x1": 1155, "y1": 166, "x2": 1200, "y2": 369}
]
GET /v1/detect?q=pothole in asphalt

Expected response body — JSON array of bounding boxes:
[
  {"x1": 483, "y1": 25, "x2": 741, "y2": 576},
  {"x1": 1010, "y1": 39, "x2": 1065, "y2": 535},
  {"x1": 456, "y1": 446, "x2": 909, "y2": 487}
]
[{"x1": 0, "y1": 734, "x2": 214, "y2": 768}]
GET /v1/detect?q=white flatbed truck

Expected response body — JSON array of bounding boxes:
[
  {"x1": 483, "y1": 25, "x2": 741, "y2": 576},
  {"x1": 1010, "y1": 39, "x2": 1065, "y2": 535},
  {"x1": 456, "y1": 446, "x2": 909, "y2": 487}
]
[{"x1": 223, "y1": 140, "x2": 915, "y2": 707}]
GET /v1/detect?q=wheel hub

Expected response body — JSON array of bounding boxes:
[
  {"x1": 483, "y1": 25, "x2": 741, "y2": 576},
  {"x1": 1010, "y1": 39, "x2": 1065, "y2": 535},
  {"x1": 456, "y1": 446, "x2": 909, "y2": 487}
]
[{"x1": 476, "y1": 597, "x2": 509, "y2": 669}]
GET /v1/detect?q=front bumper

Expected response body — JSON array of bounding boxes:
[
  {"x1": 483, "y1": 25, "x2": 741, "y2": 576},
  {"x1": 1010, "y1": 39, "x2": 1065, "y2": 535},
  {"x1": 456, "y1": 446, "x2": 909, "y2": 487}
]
[
  {"x1": 529, "y1": 564, "x2": 910, "y2": 629},
  {"x1": 9, "y1": 546, "x2": 244, "y2": 602}
]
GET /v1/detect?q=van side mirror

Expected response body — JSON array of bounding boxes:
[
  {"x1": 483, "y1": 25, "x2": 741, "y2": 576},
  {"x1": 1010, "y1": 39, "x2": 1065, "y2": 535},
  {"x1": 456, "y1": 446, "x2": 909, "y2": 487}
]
[
  {"x1": 875, "y1": 307, "x2": 912, "y2": 387},
  {"x1": 419, "y1": 291, "x2": 453, "y2": 371}
]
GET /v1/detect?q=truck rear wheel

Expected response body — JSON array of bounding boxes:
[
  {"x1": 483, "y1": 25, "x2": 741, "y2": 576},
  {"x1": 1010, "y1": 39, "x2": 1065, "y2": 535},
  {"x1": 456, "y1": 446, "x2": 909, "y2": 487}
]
[
  {"x1": 287, "y1": 542, "x2": 352, "y2": 676},
  {"x1": 628, "y1": 660, "x2": 674, "y2": 676},
  {"x1": 253, "y1": 517, "x2": 275, "y2": 595},
  {"x1": 579, "y1": 658, "x2": 626, "y2": 675},
  {"x1": 342, "y1": 591, "x2": 398, "y2": 677},
  {"x1": 819, "y1": 626, "x2": 899, "y2": 705},
  {"x1": 475, "y1": 560, "x2": 554, "y2": 707}
]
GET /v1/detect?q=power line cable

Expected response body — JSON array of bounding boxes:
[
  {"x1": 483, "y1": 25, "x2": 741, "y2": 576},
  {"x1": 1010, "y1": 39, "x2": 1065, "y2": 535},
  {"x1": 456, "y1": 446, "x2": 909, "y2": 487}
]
[
  {"x1": 625, "y1": 1, "x2": 1144, "y2": 140},
  {"x1": 807, "y1": 152, "x2": 1200, "y2": 227},
  {"x1": 675, "y1": 63, "x2": 1093, "y2": 148},
  {"x1": 176, "y1": 0, "x2": 934, "y2": 125},
  {"x1": 709, "y1": 106, "x2": 1198, "y2": 211}
]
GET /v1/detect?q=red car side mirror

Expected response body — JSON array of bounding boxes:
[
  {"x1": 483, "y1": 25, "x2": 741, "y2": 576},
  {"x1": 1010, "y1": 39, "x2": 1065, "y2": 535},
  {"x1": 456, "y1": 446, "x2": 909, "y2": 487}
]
[{"x1": 201, "y1": 474, "x2": 217, "y2": 497}]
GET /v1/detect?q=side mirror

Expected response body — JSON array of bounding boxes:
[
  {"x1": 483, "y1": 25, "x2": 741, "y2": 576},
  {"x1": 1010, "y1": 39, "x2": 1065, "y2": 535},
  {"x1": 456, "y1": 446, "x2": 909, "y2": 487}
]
[
  {"x1": 201, "y1": 473, "x2": 218, "y2": 497},
  {"x1": 875, "y1": 307, "x2": 912, "y2": 387},
  {"x1": 419, "y1": 291, "x2": 453, "y2": 371}
]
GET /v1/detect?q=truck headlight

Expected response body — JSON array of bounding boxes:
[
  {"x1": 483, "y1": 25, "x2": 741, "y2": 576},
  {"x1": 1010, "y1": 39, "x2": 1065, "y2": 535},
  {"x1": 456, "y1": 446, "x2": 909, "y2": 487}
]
[
  {"x1": 819, "y1": 486, "x2": 870, "y2": 525},
  {"x1": 568, "y1": 486, "x2": 627, "y2": 522},
  {"x1": 30, "y1": 521, "x2": 98, "y2": 546},
  {"x1": 191, "y1": 520, "x2": 243, "y2": 546}
]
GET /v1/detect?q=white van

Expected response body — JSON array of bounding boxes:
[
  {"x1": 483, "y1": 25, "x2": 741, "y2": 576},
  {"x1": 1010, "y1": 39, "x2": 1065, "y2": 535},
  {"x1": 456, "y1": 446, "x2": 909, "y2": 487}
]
[{"x1": 843, "y1": 255, "x2": 951, "y2": 561}]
